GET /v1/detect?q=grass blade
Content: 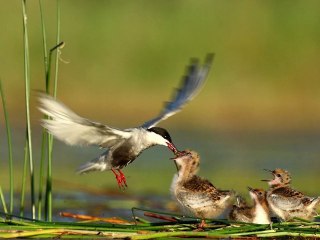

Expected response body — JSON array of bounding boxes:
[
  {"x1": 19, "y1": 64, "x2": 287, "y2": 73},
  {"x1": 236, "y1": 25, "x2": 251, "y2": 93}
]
[
  {"x1": 21, "y1": 0, "x2": 35, "y2": 219},
  {"x1": 19, "y1": 140, "x2": 28, "y2": 217},
  {"x1": 38, "y1": 0, "x2": 49, "y2": 221},
  {"x1": 45, "y1": 0, "x2": 61, "y2": 222},
  {"x1": 0, "y1": 80, "x2": 13, "y2": 214},
  {"x1": 0, "y1": 187, "x2": 8, "y2": 214},
  {"x1": 53, "y1": 0, "x2": 61, "y2": 97}
]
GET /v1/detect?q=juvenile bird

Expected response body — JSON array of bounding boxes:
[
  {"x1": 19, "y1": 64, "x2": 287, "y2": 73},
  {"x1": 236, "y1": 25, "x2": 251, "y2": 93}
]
[
  {"x1": 263, "y1": 168, "x2": 320, "y2": 221},
  {"x1": 229, "y1": 187, "x2": 271, "y2": 224},
  {"x1": 171, "y1": 150, "x2": 235, "y2": 227},
  {"x1": 39, "y1": 54, "x2": 213, "y2": 189}
]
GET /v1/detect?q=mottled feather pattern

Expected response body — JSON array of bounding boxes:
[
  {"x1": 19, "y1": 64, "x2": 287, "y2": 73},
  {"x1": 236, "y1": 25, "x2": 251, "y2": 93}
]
[
  {"x1": 229, "y1": 206, "x2": 253, "y2": 223},
  {"x1": 272, "y1": 187, "x2": 305, "y2": 199},
  {"x1": 266, "y1": 169, "x2": 320, "y2": 221},
  {"x1": 183, "y1": 176, "x2": 217, "y2": 194},
  {"x1": 269, "y1": 187, "x2": 312, "y2": 211},
  {"x1": 171, "y1": 150, "x2": 235, "y2": 220}
]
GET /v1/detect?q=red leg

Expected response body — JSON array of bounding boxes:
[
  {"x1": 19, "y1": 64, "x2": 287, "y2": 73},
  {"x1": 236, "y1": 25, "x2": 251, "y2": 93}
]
[
  {"x1": 197, "y1": 219, "x2": 206, "y2": 230},
  {"x1": 117, "y1": 169, "x2": 127, "y2": 188},
  {"x1": 111, "y1": 168, "x2": 127, "y2": 189}
]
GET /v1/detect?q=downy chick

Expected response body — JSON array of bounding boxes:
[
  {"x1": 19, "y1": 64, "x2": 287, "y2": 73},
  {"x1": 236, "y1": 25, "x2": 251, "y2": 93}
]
[
  {"x1": 229, "y1": 187, "x2": 271, "y2": 224},
  {"x1": 263, "y1": 168, "x2": 320, "y2": 221},
  {"x1": 171, "y1": 150, "x2": 235, "y2": 226}
]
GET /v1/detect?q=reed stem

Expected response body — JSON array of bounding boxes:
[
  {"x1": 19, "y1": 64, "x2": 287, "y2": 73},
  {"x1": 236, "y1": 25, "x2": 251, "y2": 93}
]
[
  {"x1": 0, "y1": 80, "x2": 14, "y2": 214},
  {"x1": 44, "y1": 1, "x2": 62, "y2": 221},
  {"x1": 38, "y1": 0, "x2": 48, "y2": 221},
  {"x1": 21, "y1": 0, "x2": 35, "y2": 220},
  {"x1": 19, "y1": 140, "x2": 28, "y2": 217},
  {"x1": 0, "y1": 187, "x2": 8, "y2": 214}
]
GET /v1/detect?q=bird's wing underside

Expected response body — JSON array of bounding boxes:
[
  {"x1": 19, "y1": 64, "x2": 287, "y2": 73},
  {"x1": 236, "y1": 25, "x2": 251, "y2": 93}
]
[
  {"x1": 141, "y1": 53, "x2": 214, "y2": 129},
  {"x1": 38, "y1": 94, "x2": 132, "y2": 148}
]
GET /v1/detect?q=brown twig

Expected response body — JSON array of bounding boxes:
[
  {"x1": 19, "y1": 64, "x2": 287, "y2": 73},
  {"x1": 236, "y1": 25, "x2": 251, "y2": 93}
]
[
  {"x1": 59, "y1": 212, "x2": 132, "y2": 224},
  {"x1": 144, "y1": 212, "x2": 178, "y2": 222}
]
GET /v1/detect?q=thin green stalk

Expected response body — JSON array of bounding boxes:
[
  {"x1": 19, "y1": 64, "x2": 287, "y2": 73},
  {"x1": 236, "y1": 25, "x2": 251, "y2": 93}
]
[
  {"x1": 37, "y1": 0, "x2": 49, "y2": 221},
  {"x1": 19, "y1": 140, "x2": 28, "y2": 217},
  {"x1": 45, "y1": 0, "x2": 61, "y2": 222},
  {"x1": 43, "y1": 41, "x2": 64, "y2": 221},
  {"x1": 53, "y1": 0, "x2": 61, "y2": 97},
  {"x1": 39, "y1": 0, "x2": 48, "y2": 78},
  {"x1": 37, "y1": 134, "x2": 46, "y2": 220},
  {"x1": 0, "y1": 187, "x2": 8, "y2": 214},
  {"x1": 131, "y1": 231, "x2": 222, "y2": 239},
  {"x1": 257, "y1": 231, "x2": 320, "y2": 238},
  {"x1": 0, "y1": 80, "x2": 13, "y2": 214},
  {"x1": 21, "y1": 0, "x2": 35, "y2": 219}
]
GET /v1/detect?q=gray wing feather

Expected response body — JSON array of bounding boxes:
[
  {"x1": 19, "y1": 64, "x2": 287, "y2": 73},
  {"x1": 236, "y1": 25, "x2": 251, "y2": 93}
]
[
  {"x1": 177, "y1": 191, "x2": 213, "y2": 209},
  {"x1": 141, "y1": 53, "x2": 214, "y2": 129},
  {"x1": 269, "y1": 194, "x2": 303, "y2": 210},
  {"x1": 38, "y1": 93, "x2": 131, "y2": 148}
]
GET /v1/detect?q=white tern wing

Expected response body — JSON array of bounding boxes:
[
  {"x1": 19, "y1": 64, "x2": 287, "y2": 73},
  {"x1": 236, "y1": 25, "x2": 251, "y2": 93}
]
[{"x1": 38, "y1": 94, "x2": 131, "y2": 148}]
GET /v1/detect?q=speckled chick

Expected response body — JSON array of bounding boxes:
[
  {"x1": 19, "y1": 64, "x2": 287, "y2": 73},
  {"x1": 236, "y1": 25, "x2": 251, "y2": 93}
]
[
  {"x1": 171, "y1": 150, "x2": 236, "y2": 225},
  {"x1": 264, "y1": 168, "x2": 320, "y2": 221},
  {"x1": 229, "y1": 187, "x2": 271, "y2": 224}
]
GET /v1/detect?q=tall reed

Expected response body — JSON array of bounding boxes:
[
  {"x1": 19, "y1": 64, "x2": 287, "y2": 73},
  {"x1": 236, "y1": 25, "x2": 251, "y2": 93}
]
[
  {"x1": 21, "y1": 0, "x2": 35, "y2": 219},
  {"x1": 20, "y1": 141, "x2": 28, "y2": 217},
  {"x1": 38, "y1": 0, "x2": 62, "y2": 222},
  {"x1": 38, "y1": 0, "x2": 48, "y2": 221},
  {"x1": 0, "y1": 80, "x2": 14, "y2": 214},
  {"x1": 0, "y1": 187, "x2": 8, "y2": 213}
]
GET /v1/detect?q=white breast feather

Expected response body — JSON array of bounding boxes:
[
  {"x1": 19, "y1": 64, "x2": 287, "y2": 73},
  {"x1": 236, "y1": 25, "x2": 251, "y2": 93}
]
[{"x1": 253, "y1": 203, "x2": 270, "y2": 224}]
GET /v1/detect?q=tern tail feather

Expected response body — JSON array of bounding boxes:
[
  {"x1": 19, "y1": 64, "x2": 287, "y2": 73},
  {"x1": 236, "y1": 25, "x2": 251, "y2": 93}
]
[{"x1": 76, "y1": 155, "x2": 111, "y2": 174}]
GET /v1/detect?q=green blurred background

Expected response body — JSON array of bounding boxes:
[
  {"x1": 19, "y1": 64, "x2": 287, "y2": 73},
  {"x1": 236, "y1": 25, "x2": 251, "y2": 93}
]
[{"x1": 1, "y1": 0, "x2": 320, "y2": 200}]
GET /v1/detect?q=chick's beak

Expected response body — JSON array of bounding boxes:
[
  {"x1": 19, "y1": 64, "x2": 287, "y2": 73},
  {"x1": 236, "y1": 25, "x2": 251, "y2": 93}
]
[
  {"x1": 261, "y1": 169, "x2": 273, "y2": 182},
  {"x1": 247, "y1": 186, "x2": 253, "y2": 192}
]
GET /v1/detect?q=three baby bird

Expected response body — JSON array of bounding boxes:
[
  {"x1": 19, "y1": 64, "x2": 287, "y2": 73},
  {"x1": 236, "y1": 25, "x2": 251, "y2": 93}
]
[{"x1": 170, "y1": 152, "x2": 319, "y2": 225}]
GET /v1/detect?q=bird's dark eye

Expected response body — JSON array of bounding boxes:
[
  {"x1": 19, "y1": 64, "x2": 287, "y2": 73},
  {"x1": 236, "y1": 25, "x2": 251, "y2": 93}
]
[{"x1": 276, "y1": 174, "x2": 281, "y2": 177}]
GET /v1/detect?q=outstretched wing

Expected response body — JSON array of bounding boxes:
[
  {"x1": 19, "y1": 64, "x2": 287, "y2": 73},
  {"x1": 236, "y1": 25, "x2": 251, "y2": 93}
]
[
  {"x1": 38, "y1": 93, "x2": 132, "y2": 148},
  {"x1": 141, "y1": 53, "x2": 214, "y2": 129}
]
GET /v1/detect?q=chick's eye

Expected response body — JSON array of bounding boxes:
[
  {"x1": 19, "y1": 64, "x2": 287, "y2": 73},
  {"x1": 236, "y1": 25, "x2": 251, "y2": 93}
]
[{"x1": 276, "y1": 174, "x2": 281, "y2": 177}]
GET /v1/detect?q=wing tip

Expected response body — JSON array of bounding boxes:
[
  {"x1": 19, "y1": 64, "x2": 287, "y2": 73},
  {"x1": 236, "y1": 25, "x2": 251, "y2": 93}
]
[{"x1": 205, "y1": 53, "x2": 215, "y2": 64}]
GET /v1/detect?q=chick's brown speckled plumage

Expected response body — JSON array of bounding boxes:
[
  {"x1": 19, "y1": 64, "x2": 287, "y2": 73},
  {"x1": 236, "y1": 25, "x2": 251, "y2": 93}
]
[
  {"x1": 171, "y1": 150, "x2": 235, "y2": 220},
  {"x1": 264, "y1": 168, "x2": 320, "y2": 221}
]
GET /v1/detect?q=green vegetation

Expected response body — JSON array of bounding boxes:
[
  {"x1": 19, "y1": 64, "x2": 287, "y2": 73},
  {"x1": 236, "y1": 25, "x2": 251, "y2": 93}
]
[
  {"x1": 0, "y1": 209, "x2": 319, "y2": 239},
  {"x1": 1, "y1": 0, "x2": 62, "y2": 222},
  {"x1": 0, "y1": 80, "x2": 13, "y2": 214}
]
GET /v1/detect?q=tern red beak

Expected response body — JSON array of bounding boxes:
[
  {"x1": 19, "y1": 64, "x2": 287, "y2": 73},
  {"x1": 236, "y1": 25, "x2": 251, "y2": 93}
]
[
  {"x1": 167, "y1": 142, "x2": 178, "y2": 154},
  {"x1": 170, "y1": 150, "x2": 189, "y2": 160}
]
